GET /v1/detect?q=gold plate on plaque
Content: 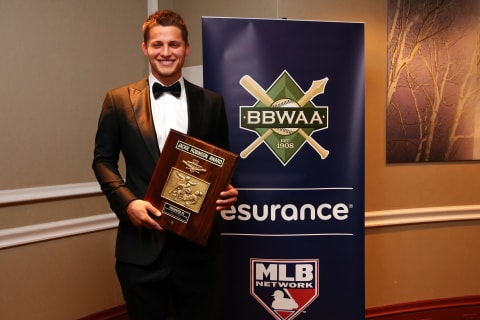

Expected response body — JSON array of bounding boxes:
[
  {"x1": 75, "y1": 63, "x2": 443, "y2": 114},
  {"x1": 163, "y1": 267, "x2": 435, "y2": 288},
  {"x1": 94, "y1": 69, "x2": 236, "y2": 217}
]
[{"x1": 161, "y1": 167, "x2": 210, "y2": 214}]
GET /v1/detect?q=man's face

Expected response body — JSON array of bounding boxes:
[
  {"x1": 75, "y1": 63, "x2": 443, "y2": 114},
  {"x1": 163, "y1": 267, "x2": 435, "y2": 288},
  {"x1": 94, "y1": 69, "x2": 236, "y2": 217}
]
[{"x1": 142, "y1": 25, "x2": 190, "y2": 85}]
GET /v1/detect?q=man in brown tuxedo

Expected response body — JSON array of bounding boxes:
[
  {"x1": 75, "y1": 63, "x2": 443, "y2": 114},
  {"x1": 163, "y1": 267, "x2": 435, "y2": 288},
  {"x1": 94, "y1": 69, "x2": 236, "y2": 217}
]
[{"x1": 92, "y1": 10, "x2": 238, "y2": 320}]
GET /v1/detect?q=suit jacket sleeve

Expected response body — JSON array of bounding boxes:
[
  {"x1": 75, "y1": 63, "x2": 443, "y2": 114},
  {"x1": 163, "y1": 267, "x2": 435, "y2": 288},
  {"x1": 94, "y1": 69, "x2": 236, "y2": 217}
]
[{"x1": 92, "y1": 89, "x2": 138, "y2": 220}]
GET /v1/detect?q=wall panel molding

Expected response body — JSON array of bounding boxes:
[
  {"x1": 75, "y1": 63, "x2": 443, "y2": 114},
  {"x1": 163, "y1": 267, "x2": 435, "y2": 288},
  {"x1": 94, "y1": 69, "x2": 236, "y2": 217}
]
[
  {"x1": 0, "y1": 213, "x2": 118, "y2": 249},
  {"x1": 0, "y1": 182, "x2": 101, "y2": 205},
  {"x1": 365, "y1": 205, "x2": 480, "y2": 228},
  {"x1": 0, "y1": 183, "x2": 479, "y2": 249}
]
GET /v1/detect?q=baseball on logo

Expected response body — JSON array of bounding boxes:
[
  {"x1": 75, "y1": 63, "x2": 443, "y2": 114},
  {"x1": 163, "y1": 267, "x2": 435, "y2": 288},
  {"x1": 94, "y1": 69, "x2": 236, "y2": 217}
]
[{"x1": 270, "y1": 98, "x2": 300, "y2": 136}]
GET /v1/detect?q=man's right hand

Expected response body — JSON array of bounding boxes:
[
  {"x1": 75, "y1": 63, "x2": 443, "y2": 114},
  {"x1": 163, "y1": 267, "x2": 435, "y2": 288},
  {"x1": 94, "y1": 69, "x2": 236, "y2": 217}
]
[{"x1": 125, "y1": 200, "x2": 163, "y2": 231}]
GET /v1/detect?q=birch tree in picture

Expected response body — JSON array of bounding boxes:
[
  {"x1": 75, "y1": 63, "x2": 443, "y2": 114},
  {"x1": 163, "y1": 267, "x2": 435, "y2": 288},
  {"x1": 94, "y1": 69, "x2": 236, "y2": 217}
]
[{"x1": 387, "y1": 0, "x2": 480, "y2": 162}]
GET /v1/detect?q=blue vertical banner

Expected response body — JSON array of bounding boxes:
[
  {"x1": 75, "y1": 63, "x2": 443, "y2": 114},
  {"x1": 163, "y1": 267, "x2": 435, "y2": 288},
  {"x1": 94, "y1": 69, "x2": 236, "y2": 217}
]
[{"x1": 202, "y1": 18, "x2": 364, "y2": 320}]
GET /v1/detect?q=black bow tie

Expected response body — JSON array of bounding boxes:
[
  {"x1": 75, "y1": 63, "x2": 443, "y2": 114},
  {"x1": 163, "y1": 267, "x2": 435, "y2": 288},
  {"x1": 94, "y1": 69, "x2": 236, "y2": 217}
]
[{"x1": 152, "y1": 82, "x2": 181, "y2": 98}]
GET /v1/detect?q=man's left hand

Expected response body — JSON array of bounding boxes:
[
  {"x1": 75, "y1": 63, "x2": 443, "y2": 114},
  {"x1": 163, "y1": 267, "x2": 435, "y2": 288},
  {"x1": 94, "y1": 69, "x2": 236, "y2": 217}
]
[{"x1": 216, "y1": 184, "x2": 238, "y2": 211}]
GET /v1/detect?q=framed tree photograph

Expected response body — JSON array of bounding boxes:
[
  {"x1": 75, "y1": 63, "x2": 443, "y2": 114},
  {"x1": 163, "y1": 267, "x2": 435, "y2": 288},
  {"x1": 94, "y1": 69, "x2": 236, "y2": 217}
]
[{"x1": 387, "y1": 0, "x2": 480, "y2": 162}]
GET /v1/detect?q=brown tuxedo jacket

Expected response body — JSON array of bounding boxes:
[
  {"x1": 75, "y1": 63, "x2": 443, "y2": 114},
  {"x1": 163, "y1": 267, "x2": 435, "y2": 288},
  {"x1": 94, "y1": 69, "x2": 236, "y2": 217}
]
[{"x1": 93, "y1": 77, "x2": 230, "y2": 265}]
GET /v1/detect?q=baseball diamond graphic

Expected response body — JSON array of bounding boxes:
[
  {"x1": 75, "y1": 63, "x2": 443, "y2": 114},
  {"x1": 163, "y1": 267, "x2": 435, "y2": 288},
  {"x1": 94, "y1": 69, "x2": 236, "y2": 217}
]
[{"x1": 239, "y1": 71, "x2": 329, "y2": 165}]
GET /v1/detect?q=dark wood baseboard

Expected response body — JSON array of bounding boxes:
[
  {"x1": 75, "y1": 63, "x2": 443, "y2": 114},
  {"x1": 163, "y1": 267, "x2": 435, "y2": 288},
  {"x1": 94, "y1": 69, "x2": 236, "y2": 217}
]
[
  {"x1": 79, "y1": 296, "x2": 480, "y2": 320},
  {"x1": 77, "y1": 305, "x2": 128, "y2": 320},
  {"x1": 366, "y1": 295, "x2": 480, "y2": 320}
]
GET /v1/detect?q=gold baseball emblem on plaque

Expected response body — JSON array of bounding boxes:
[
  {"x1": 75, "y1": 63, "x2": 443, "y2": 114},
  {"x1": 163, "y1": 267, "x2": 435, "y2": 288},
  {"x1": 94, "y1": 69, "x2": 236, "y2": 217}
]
[{"x1": 161, "y1": 167, "x2": 210, "y2": 214}]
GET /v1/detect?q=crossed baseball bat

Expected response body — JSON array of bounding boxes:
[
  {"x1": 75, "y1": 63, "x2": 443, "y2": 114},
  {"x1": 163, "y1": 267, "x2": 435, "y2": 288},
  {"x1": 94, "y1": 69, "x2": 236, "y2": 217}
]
[{"x1": 239, "y1": 75, "x2": 329, "y2": 159}]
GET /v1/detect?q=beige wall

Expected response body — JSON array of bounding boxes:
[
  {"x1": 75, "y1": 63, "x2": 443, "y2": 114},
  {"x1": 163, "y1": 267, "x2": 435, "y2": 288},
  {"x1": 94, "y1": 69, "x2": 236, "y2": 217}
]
[
  {"x1": 0, "y1": 0, "x2": 479, "y2": 319},
  {"x1": 0, "y1": 1, "x2": 147, "y2": 319},
  {"x1": 366, "y1": 220, "x2": 480, "y2": 307},
  {"x1": 0, "y1": 230, "x2": 123, "y2": 320}
]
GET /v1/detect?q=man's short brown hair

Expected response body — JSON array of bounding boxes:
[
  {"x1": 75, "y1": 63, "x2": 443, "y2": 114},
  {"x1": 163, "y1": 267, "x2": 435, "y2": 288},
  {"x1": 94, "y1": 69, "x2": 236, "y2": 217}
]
[{"x1": 142, "y1": 10, "x2": 189, "y2": 44}]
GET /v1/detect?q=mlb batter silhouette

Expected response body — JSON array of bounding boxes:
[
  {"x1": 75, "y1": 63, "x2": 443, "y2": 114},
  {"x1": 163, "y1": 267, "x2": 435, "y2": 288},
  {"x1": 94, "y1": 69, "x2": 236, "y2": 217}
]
[{"x1": 271, "y1": 289, "x2": 298, "y2": 310}]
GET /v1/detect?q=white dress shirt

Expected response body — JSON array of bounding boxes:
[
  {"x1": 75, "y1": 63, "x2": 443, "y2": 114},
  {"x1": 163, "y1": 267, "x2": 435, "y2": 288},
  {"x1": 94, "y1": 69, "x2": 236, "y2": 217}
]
[{"x1": 148, "y1": 74, "x2": 188, "y2": 151}]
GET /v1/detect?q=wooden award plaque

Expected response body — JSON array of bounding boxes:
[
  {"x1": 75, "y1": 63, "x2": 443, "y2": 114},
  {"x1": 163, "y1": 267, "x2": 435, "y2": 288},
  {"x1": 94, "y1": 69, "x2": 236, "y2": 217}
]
[{"x1": 144, "y1": 129, "x2": 239, "y2": 246}]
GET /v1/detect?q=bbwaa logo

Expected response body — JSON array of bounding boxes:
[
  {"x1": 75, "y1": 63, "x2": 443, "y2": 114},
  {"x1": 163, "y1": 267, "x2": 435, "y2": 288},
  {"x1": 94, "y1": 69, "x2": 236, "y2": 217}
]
[
  {"x1": 251, "y1": 259, "x2": 319, "y2": 320},
  {"x1": 239, "y1": 71, "x2": 329, "y2": 165}
]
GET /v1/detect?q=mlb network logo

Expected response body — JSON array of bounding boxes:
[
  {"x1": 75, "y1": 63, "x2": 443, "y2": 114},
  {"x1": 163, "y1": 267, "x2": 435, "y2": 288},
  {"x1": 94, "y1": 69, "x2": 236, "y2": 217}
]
[{"x1": 251, "y1": 259, "x2": 319, "y2": 320}]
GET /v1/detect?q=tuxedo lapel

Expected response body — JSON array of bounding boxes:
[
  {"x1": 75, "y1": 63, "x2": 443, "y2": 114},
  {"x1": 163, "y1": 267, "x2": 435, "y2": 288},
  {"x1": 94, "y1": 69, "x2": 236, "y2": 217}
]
[
  {"x1": 185, "y1": 80, "x2": 203, "y2": 136},
  {"x1": 129, "y1": 79, "x2": 160, "y2": 161}
]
